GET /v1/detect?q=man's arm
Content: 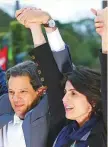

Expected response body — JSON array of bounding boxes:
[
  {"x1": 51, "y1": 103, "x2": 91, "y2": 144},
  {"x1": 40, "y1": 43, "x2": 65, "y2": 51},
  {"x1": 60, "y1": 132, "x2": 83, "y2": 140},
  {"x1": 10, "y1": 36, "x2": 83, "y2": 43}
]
[{"x1": 0, "y1": 68, "x2": 8, "y2": 96}]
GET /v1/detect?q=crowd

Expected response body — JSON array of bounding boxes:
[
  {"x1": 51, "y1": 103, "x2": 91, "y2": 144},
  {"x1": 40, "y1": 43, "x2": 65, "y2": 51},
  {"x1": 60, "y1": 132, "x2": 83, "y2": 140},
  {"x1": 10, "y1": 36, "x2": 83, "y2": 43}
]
[{"x1": 0, "y1": 7, "x2": 107, "y2": 147}]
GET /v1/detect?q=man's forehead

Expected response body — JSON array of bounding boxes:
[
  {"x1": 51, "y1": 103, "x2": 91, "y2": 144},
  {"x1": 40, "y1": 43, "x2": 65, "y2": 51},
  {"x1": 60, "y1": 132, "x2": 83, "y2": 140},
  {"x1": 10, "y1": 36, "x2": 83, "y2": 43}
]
[{"x1": 8, "y1": 76, "x2": 31, "y2": 89}]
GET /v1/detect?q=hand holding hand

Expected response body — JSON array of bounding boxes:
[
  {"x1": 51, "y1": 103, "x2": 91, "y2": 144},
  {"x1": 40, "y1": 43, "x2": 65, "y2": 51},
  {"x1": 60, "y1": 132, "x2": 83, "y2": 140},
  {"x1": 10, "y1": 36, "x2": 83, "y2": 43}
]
[{"x1": 16, "y1": 7, "x2": 51, "y2": 28}]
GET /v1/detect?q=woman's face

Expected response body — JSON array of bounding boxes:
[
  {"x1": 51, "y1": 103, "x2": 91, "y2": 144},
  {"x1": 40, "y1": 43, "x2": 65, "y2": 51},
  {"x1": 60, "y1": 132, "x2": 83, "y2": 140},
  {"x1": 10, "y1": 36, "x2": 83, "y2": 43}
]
[{"x1": 62, "y1": 80, "x2": 92, "y2": 121}]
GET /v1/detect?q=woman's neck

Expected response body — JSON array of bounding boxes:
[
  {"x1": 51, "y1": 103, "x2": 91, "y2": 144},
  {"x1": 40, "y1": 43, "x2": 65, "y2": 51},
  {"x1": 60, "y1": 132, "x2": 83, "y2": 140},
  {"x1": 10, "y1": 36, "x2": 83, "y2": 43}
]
[{"x1": 76, "y1": 113, "x2": 91, "y2": 127}]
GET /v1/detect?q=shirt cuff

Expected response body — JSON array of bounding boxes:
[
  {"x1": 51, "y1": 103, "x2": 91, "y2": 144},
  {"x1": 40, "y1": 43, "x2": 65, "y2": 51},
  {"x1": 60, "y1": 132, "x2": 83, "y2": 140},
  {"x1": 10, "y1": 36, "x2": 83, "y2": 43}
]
[{"x1": 46, "y1": 28, "x2": 65, "y2": 52}]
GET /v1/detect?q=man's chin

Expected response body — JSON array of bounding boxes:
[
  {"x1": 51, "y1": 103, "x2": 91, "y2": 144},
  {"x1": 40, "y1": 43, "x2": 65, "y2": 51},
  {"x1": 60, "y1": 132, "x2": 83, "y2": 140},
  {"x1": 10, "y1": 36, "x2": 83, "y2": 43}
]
[
  {"x1": 14, "y1": 109, "x2": 26, "y2": 119},
  {"x1": 16, "y1": 112, "x2": 25, "y2": 119}
]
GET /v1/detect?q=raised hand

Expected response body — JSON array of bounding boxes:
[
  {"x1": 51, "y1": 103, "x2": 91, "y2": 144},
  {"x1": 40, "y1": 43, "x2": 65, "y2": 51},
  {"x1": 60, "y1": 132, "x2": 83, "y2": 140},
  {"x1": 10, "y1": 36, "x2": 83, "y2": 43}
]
[
  {"x1": 91, "y1": 8, "x2": 104, "y2": 37},
  {"x1": 91, "y1": 7, "x2": 108, "y2": 53}
]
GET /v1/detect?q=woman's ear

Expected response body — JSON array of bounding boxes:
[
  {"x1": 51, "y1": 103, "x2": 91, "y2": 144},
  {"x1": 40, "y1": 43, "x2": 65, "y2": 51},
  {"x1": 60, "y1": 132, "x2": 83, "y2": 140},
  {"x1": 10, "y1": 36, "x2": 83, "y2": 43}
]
[{"x1": 91, "y1": 100, "x2": 96, "y2": 108}]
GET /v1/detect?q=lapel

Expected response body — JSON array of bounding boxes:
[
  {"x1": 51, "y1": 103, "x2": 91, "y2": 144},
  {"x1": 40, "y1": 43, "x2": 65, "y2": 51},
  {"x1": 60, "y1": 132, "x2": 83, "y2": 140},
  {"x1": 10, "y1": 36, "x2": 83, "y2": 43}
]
[
  {"x1": 30, "y1": 94, "x2": 48, "y2": 123},
  {"x1": 22, "y1": 114, "x2": 31, "y2": 147},
  {"x1": 0, "y1": 113, "x2": 14, "y2": 128},
  {"x1": 0, "y1": 94, "x2": 14, "y2": 115},
  {"x1": 22, "y1": 94, "x2": 48, "y2": 147}
]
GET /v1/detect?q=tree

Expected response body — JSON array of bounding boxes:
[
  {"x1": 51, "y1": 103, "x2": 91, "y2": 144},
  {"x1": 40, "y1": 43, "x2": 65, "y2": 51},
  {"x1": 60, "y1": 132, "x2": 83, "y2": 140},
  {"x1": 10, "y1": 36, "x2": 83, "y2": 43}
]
[
  {"x1": 0, "y1": 9, "x2": 12, "y2": 32},
  {"x1": 9, "y1": 21, "x2": 27, "y2": 64},
  {"x1": 58, "y1": 18, "x2": 101, "y2": 68}
]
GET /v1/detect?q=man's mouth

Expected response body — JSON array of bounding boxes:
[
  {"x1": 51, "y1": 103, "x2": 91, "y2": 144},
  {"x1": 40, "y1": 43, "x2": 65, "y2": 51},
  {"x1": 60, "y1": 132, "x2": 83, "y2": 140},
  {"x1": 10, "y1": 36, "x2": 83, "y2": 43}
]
[{"x1": 15, "y1": 104, "x2": 24, "y2": 108}]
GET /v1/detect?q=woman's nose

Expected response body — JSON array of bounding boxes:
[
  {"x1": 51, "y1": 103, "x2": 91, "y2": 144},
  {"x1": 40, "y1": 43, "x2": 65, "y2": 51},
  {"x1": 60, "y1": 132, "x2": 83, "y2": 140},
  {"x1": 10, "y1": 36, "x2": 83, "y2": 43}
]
[{"x1": 62, "y1": 93, "x2": 68, "y2": 103}]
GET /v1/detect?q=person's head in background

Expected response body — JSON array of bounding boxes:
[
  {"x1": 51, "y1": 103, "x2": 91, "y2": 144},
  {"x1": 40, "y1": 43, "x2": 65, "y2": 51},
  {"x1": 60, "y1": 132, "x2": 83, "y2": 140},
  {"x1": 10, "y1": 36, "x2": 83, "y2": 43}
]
[
  {"x1": 6, "y1": 61, "x2": 46, "y2": 119},
  {"x1": 62, "y1": 66, "x2": 101, "y2": 127}
]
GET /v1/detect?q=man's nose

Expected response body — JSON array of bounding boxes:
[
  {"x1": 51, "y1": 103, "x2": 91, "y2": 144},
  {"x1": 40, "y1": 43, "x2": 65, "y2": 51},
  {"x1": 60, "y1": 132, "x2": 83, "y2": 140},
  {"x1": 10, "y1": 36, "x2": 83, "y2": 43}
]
[{"x1": 13, "y1": 93, "x2": 21, "y2": 102}]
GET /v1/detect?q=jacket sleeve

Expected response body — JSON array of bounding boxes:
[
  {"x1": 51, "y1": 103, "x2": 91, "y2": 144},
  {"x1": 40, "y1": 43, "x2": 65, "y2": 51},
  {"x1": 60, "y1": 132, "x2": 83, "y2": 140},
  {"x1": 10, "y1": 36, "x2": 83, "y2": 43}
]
[
  {"x1": 52, "y1": 45, "x2": 74, "y2": 73},
  {"x1": 99, "y1": 51, "x2": 107, "y2": 127},
  {"x1": 0, "y1": 68, "x2": 8, "y2": 96},
  {"x1": 29, "y1": 43, "x2": 65, "y2": 125}
]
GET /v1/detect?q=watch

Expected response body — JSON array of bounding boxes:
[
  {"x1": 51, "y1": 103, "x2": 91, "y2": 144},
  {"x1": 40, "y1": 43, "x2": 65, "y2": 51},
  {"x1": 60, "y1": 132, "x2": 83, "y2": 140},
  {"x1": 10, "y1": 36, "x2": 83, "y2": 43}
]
[{"x1": 43, "y1": 19, "x2": 56, "y2": 28}]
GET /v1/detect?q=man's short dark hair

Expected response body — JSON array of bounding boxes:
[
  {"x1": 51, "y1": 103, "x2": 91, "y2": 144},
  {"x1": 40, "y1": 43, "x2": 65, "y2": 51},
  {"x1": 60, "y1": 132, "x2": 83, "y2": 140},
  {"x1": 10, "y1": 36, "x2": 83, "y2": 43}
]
[{"x1": 6, "y1": 61, "x2": 42, "y2": 90}]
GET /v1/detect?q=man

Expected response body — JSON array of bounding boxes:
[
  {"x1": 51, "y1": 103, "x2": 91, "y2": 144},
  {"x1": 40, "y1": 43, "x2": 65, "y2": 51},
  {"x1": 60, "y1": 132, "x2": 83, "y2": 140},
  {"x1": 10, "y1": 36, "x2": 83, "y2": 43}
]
[
  {"x1": 0, "y1": 61, "x2": 49, "y2": 147},
  {"x1": 0, "y1": 67, "x2": 7, "y2": 96},
  {"x1": 0, "y1": 8, "x2": 72, "y2": 147}
]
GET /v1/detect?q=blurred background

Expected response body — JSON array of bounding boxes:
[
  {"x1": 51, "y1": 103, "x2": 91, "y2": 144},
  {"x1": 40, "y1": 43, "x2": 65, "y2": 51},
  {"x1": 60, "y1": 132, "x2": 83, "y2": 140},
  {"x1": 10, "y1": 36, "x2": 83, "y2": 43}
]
[{"x1": 0, "y1": 0, "x2": 107, "y2": 70}]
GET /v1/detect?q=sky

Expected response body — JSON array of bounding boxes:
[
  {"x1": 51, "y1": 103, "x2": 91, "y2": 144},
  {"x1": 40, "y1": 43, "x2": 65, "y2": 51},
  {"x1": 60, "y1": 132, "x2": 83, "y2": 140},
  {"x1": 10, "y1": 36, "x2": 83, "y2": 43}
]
[{"x1": 0, "y1": 0, "x2": 103, "y2": 23}]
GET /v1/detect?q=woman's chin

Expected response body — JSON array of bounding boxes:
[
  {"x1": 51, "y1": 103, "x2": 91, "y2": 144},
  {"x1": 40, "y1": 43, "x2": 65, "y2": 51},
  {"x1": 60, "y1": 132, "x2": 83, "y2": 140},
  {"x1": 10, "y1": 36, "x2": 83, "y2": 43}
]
[{"x1": 65, "y1": 113, "x2": 74, "y2": 120}]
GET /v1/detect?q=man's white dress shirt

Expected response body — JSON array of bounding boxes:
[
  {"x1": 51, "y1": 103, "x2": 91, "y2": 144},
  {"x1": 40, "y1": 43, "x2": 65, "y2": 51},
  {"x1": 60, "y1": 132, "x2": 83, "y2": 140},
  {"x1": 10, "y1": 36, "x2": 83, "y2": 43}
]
[{"x1": 6, "y1": 114, "x2": 26, "y2": 147}]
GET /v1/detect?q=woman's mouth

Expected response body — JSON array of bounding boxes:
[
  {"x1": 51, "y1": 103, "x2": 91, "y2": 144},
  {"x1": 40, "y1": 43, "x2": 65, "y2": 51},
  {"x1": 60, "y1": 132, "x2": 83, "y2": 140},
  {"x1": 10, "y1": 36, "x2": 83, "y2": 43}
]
[{"x1": 64, "y1": 106, "x2": 74, "y2": 111}]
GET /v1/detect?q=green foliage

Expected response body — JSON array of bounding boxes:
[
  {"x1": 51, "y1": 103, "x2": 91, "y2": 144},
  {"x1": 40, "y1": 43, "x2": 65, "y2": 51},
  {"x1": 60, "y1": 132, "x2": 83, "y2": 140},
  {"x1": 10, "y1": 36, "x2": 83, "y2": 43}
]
[
  {"x1": 9, "y1": 21, "x2": 28, "y2": 64},
  {"x1": 58, "y1": 18, "x2": 101, "y2": 68},
  {"x1": 0, "y1": 32, "x2": 7, "y2": 48},
  {"x1": 0, "y1": 9, "x2": 12, "y2": 32}
]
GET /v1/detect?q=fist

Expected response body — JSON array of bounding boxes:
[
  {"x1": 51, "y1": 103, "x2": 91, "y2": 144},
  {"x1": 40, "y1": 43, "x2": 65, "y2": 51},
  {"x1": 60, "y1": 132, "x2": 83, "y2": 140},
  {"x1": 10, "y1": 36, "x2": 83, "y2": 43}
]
[
  {"x1": 91, "y1": 8, "x2": 104, "y2": 37},
  {"x1": 95, "y1": 14, "x2": 104, "y2": 37}
]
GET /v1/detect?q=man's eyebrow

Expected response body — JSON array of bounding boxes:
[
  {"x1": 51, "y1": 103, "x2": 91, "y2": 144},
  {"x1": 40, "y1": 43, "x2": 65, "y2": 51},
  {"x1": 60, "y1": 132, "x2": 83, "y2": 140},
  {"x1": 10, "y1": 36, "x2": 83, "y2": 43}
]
[
  {"x1": 8, "y1": 88, "x2": 29, "y2": 90},
  {"x1": 8, "y1": 89, "x2": 13, "y2": 91},
  {"x1": 68, "y1": 89, "x2": 76, "y2": 92}
]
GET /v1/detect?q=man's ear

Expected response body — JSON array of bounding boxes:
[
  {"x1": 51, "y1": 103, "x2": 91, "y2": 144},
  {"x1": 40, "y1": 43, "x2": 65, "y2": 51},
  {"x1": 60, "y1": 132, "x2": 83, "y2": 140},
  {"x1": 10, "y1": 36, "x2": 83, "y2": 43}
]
[{"x1": 36, "y1": 86, "x2": 47, "y2": 97}]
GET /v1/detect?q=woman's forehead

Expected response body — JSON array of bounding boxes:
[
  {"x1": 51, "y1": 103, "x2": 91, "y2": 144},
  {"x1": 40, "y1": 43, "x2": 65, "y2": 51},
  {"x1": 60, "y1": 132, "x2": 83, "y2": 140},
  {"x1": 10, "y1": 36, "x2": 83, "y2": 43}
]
[{"x1": 65, "y1": 80, "x2": 74, "y2": 90}]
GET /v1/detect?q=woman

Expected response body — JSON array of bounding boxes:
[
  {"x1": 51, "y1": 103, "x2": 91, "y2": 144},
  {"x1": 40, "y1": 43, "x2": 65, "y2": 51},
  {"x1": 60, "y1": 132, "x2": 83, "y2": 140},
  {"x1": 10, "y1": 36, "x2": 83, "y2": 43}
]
[
  {"x1": 52, "y1": 9, "x2": 107, "y2": 147},
  {"x1": 53, "y1": 66, "x2": 106, "y2": 147},
  {"x1": 29, "y1": 34, "x2": 106, "y2": 147},
  {"x1": 30, "y1": 40, "x2": 106, "y2": 146}
]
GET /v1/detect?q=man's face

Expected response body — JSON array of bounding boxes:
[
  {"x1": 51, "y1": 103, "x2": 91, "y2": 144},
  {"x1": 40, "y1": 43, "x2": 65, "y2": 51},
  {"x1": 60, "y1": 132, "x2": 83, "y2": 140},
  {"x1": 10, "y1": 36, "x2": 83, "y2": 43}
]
[{"x1": 8, "y1": 76, "x2": 38, "y2": 119}]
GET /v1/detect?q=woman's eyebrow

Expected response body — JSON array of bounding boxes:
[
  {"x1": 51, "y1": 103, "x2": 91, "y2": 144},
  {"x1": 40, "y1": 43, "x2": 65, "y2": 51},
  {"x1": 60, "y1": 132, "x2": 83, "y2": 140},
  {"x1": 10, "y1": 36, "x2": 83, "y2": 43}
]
[
  {"x1": 65, "y1": 88, "x2": 76, "y2": 92},
  {"x1": 69, "y1": 89, "x2": 76, "y2": 91}
]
